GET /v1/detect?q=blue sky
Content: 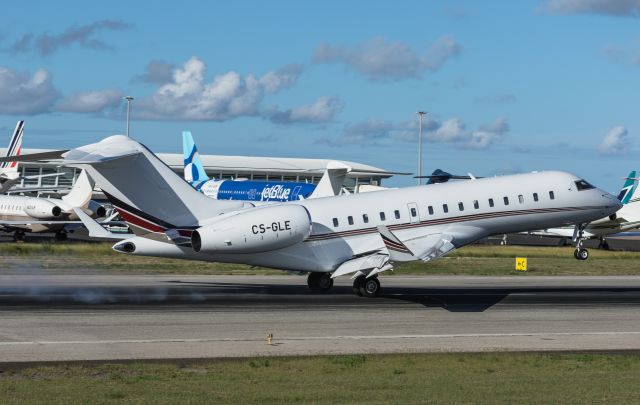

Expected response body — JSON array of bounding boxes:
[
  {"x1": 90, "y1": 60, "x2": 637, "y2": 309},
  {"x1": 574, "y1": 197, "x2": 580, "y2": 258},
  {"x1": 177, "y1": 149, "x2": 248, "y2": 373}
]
[{"x1": 0, "y1": 0, "x2": 639, "y2": 191}]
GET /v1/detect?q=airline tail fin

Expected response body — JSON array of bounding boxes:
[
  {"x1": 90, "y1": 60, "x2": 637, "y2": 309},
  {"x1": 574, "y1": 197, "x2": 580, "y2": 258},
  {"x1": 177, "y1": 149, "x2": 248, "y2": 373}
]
[
  {"x1": 182, "y1": 131, "x2": 209, "y2": 183},
  {"x1": 617, "y1": 170, "x2": 638, "y2": 204},
  {"x1": 61, "y1": 170, "x2": 95, "y2": 208},
  {"x1": 63, "y1": 135, "x2": 246, "y2": 236},
  {"x1": 1, "y1": 120, "x2": 24, "y2": 171},
  {"x1": 308, "y1": 161, "x2": 351, "y2": 198}
]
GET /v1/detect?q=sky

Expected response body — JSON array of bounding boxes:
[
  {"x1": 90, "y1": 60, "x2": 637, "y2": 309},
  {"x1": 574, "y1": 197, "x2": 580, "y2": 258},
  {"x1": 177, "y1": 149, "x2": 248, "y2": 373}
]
[{"x1": 0, "y1": 0, "x2": 639, "y2": 191}]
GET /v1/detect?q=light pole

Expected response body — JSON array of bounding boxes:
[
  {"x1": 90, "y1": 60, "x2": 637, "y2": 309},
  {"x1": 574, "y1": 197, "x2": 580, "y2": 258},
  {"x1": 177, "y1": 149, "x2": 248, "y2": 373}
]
[
  {"x1": 416, "y1": 111, "x2": 427, "y2": 185},
  {"x1": 124, "y1": 96, "x2": 134, "y2": 137}
]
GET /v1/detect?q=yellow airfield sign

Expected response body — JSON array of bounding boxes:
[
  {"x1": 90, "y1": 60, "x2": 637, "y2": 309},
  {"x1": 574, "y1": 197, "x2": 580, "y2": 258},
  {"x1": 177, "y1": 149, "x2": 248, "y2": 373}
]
[{"x1": 515, "y1": 257, "x2": 527, "y2": 271}]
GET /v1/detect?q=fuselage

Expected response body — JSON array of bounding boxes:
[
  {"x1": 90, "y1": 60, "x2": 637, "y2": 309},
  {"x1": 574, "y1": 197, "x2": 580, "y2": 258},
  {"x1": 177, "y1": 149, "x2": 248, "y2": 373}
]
[
  {"x1": 192, "y1": 179, "x2": 316, "y2": 202},
  {"x1": 120, "y1": 171, "x2": 621, "y2": 272}
]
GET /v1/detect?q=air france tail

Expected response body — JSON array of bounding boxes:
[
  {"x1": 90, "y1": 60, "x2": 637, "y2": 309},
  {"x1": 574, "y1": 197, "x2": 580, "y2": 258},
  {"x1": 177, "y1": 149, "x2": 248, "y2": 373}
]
[
  {"x1": 183, "y1": 131, "x2": 209, "y2": 183},
  {"x1": 1, "y1": 121, "x2": 23, "y2": 172}
]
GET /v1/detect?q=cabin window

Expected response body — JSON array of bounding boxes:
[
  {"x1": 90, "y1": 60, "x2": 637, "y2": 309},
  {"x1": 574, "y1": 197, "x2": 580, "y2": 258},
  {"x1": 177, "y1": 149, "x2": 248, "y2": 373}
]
[
  {"x1": 533, "y1": 193, "x2": 538, "y2": 202},
  {"x1": 363, "y1": 214, "x2": 369, "y2": 223},
  {"x1": 473, "y1": 200, "x2": 479, "y2": 209},
  {"x1": 458, "y1": 202, "x2": 464, "y2": 211},
  {"x1": 348, "y1": 216, "x2": 354, "y2": 225},
  {"x1": 394, "y1": 210, "x2": 401, "y2": 219},
  {"x1": 443, "y1": 204, "x2": 449, "y2": 213},
  {"x1": 549, "y1": 191, "x2": 555, "y2": 200},
  {"x1": 503, "y1": 196, "x2": 509, "y2": 206},
  {"x1": 518, "y1": 195, "x2": 524, "y2": 204},
  {"x1": 333, "y1": 218, "x2": 339, "y2": 227},
  {"x1": 488, "y1": 198, "x2": 494, "y2": 208},
  {"x1": 410, "y1": 207, "x2": 417, "y2": 217},
  {"x1": 428, "y1": 206, "x2": 434, "y2": 215},
  {"x1": 380, "y1": 212, "x2": 386, "y2": 221}
]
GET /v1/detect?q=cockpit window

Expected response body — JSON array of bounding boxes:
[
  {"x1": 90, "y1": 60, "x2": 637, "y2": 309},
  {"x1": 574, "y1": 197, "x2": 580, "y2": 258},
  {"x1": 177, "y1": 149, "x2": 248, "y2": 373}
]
[{"x1": 575, "y1": 180, "x2": 595, "y2": 191}]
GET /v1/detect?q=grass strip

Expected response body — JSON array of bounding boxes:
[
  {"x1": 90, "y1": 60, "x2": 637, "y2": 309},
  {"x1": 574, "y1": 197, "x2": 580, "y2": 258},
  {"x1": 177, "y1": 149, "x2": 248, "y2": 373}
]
[{"x1": 1, "y1": 352, "x2": 639, "y2": 404}]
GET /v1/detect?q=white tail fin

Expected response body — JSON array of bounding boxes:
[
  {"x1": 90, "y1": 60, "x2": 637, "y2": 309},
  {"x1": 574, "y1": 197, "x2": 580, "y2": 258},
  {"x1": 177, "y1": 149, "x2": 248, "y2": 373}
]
[
  {"x1": 61, "y1": 170, "x2": 95, "y2": 208},
  {"x1": 63, "y1": 135, "x2": 247, "y2": 234},
  {"x1": 309, "y1": 161, "x2": 351, "y2": 198}
]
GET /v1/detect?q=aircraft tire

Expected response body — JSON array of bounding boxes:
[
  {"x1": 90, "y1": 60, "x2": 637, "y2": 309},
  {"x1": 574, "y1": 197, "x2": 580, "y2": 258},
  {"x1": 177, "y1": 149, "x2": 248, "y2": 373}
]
[
  {"x1": 577, "y1": 249, "x2": 589, "y2": 260},
  {"x1": 359, "y1": 277, "x2": 380, "y2": 298},
  {"x1": 55, "y1": 232, "x2": 68, "y2": 242},
  {"x1": 307, "y1": 272, "x2": 333, "y2": 292},
  {"x1": 352, "y1": 275, "x2": 365, "y2": 296}
]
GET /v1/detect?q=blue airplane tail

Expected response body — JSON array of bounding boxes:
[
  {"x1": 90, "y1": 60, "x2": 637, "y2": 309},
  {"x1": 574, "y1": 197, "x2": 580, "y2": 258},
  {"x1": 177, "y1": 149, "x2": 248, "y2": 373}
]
[{"x1": 182, "y1": 131, "x2": 209, "y2": 183}]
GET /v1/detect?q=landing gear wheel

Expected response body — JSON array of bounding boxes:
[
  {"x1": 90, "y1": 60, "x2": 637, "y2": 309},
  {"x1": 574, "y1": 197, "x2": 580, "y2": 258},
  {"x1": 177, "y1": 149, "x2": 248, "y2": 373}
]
[
  {"x1": 13, "y1": 231, "x2": 25, "y2": 243},
  {"x1": 307, "y1": 272, "x2": 333, "y2": 292},
  {"x1": 359, "y1": 277, "x2": 381, "y2": 298},
  {"x1": 54, "y1": 231, "x2": 68, "y2": 242},
  {"x1": 352, "y1": 275, "x2": 365, "y2": 296},
  {"x1": 574, "y1": 248, "x2": 589, "y2": 260}
]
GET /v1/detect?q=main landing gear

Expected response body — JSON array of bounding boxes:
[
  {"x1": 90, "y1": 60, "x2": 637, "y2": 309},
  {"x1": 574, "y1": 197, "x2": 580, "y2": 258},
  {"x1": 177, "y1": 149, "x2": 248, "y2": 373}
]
[
  {"x1": 54, "y1": 231, "x2": 68, "y2": 242},
  {"x1": 12, "y1": 230, "x2": 25, "y2": 243},
  {"x1": 307, "y1": 272, "x2": 333, "y2": 292},
  {"x1": 352, "y1": 275, "x2": 380, "y2": 298}
]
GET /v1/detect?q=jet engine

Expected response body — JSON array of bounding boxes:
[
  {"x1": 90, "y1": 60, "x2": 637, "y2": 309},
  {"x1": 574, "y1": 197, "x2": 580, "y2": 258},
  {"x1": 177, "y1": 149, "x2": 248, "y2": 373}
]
[
  {"x1": 86, "y1": 200, "x2": 107, "y2": 218},
  {"x1": 192, "y1": 205, "x2": 311, "y2": 254},
  {"x1": 24, "y1": 198, "x2": 62, "y2": 219}
]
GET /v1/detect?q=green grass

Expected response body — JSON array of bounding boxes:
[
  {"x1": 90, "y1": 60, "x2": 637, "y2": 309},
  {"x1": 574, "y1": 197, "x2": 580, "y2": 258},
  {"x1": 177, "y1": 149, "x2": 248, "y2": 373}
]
[
  {"x1": 1, "y1": 353, "x2": 639, "y2": 404},
  {"x1": 2, "y1": 242, "x2": 640, "y2": 276}
]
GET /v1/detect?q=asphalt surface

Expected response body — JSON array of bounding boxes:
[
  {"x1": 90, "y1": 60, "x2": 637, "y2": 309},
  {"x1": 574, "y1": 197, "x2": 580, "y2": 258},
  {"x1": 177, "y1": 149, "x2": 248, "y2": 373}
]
[{"x1": 1, "y1": 274, "x2": 640, "y2": 362}]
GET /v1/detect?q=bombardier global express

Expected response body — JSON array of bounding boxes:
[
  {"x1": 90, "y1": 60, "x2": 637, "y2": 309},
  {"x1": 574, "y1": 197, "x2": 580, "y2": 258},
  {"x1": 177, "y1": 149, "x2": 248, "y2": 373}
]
[{"x1": 4, "y1": 135, "x2": 621, "y2": 296}]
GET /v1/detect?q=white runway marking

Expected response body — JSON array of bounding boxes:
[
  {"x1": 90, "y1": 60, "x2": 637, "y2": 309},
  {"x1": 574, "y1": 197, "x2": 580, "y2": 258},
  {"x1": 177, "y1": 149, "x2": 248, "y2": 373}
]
[{"x1": 2, "y1": 331, "x2": 640, "y2": 346}]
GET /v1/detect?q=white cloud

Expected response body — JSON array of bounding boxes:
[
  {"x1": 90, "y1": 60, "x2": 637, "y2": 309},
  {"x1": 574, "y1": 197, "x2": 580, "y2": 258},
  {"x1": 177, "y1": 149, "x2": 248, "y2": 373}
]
[
  {"x1": 598, "y1": 126, "x2": 630, "y2": 154},
  {"x1": 270, "y1": 96, "x2": 343, "y2": 125},
  {"x1": 542, "y1": 0, "x2": 640, "y2": 17},
  {"x1": 136, "y1": 57, "x2": 304, "y2": 121},
  {"x1": 0, "y1": 66, "x2": 59, "y2": 115},
  {"x1": 320, "y1": 116, "x2": 507, "y2": 149},
  {"x1": 313, "y1": 36, "x2": 461, "y2": 81},
  {"x1": 55, "y1": 89, "x2": 124, "y2": 114}
]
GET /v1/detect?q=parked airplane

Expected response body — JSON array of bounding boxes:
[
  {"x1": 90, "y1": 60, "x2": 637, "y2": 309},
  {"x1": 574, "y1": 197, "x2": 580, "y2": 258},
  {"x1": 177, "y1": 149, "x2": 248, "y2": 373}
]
[
  {"x1": 0, "y1": 121, "x2": 68, "y2": 194},
  {"x1": 14, "y1": 135, "x2": 618, "y2": 297},
  {"x1": 183, "y1": 131, "x2": 350, "y2": 201},
  {"x1": 521, "y1": 171, "x2": 640, "y2": 259},
  {"x1": 0, "y1": 169, "x2": 106, "y2": 241}
]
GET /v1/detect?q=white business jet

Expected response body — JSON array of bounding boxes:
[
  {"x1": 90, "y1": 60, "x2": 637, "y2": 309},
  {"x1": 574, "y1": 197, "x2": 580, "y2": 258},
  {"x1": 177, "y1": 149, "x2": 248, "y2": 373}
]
[{"x1": 5, "y1": 135, "x2": 621, "y2": 296}]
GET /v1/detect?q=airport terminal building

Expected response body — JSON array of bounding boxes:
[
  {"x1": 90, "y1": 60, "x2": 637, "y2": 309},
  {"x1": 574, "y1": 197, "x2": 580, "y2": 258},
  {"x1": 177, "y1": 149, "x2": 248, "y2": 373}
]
[{"x1": 5, "y1": 149, "x2": 394, "y2": 194}]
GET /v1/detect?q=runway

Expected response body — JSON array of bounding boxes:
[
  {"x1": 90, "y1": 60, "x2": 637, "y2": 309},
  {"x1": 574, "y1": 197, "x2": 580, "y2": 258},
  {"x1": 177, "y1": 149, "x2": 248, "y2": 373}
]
[{"x1": 1, "y1": 274, "x2": 640, "y2": 362}]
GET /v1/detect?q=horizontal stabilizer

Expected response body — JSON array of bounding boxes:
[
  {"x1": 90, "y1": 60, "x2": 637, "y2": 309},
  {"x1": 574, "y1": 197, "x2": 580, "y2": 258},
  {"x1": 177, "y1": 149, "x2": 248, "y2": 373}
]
[
  {"x1": 73, "y1": 208, "x2": 129, "y2": 240},
  {"x1": 0, "y1": 150, "x2": 68, "y2": 163}
]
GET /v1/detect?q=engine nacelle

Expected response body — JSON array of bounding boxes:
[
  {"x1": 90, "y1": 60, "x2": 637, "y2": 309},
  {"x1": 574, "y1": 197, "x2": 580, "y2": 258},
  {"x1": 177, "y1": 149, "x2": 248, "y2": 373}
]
[
  {"x1": 86, "y1": 200, "x2": 107, "y2": 218},
  {"x1": 192, "y1": 205, "x2": 311, "y2": 254},
  {"x1": 24, "y1": 198, "x2": 62, "y2": 219}
]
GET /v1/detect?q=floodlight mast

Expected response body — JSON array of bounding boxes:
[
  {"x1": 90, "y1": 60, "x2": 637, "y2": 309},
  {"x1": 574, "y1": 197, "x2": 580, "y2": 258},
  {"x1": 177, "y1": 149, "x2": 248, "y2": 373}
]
[
  {"x1": 416, "y1": 111, "x2": 427, "y2": 185},
  {"x1": 124, "y1": 96, "x2": 134, "y2": 137}
]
